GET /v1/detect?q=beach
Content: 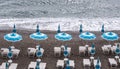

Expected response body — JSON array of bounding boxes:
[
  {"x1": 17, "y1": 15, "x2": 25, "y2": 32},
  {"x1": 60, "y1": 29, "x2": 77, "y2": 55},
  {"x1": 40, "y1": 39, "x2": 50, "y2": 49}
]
[{"x1": 0, "y1": 30, "x2": 119, "y2": 69}]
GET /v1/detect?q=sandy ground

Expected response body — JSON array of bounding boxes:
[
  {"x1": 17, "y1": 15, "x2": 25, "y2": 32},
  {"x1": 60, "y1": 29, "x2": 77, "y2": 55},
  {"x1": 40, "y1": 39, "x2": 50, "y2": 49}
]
[{"x1": 0, "y1": 30, "x2": 120, "y2": 69}]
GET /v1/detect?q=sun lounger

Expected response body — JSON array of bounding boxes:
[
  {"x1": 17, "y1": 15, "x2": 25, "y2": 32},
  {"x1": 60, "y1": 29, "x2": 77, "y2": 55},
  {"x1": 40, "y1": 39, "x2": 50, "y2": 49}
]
[
  {"x1": 56, "y1": 60, "x2": 64, "y2": 69},
  {"x1": 65, "y1": 47, "x2": 71, "y2": 57},
  {"x1": 1, "y1": 49, "x2": 9, "y2": 58},
  {"x1": 108, "y1": 58, "x2": 118, "y2": 68},
  {"x1": 9, "y1": 63, "x2": 18, "y2": 69},
  {"x1": 54, "y1": 47, "x2": 61, "y2": 57},
  {"x1": 83, "y1": 59, "x2": 91, "y2": 69},
  {"x1": 102, "y1": 46, "x2": 110, "y2": 54},
  {"x1": 12, "y1": 49, "x2": 20, "y2": 58},
  {"x1": 0, "y1": 62, "x2": 18, "y2": 69},
  {"x1": 115, "y1": 56, "x2": 119, "y2": 61},
  {"x1": 28, "y1": 61, "x2": 47, "y2": 69},
  {"x1": 1, "y1": 48, "x2": 20, "y2": 59},
  {"x1": 27, "y1": 48, "x2": 36, "y2": 58},
  {"x1": 110, "y1": 46, "x2": 117, "y2": 54},
  {"x1": 118, "y1": 59, "x2": 120, "y2": 66},
  {"x1": 0, "y1": 63, "x2": 6, "y2": 69},
  {"x1": 79, "y1": 46, "x2": 86, "y2": 56},
  {"x1": 90, "y1": 56, "x2": 94, "y2": 64},
  {"x1": 69, "y1": 60, "x2": 75, "y2": 69}
]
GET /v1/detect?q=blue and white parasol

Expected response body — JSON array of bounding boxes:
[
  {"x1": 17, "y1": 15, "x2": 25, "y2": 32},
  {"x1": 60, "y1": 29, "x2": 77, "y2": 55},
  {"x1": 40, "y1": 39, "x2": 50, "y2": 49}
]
[
  {"x1": 30, "y1": 24, "x2": 48, "y2": 40},
  {"x1": 79, "y1": 32, "x2": 96, "y2": 40},
  {"x1": 101, "y1": 32, "x2": 119, "y2": 41},
  {"x1": 4, "y1": 25, "x2": 22, "y2": 42}
]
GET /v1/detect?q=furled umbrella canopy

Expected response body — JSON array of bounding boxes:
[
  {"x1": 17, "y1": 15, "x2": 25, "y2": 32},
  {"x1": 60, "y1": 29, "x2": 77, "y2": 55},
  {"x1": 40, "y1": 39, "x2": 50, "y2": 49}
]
[
  {"x1": 30, "y1": 24, "x2": 48, "y2": 40},
  {"x1": 95, "y1": 57, "x2": 101, "y2": 69},
  {"x1": 79, "y1": 24, "x2": 83, "y2": 33},
  {"x1": 63, "y1": 46, "x2": 69, "y2": 57},
  {"x1": 7, "y1": 47, "x2": 13, "y2": 59},
  {"x1": 4, "y1": 25, "x2": 22, "y2": 42},
  {"x1": 90, "y1": 43, "x2": 95, "y2": 56},
  {"x1": 36, "y1": 45, "x2": 43, "y2": 58},
  {"x1": 35, "y1": 61, "x2": 40, "y2": 69},
  {"x1": 115, "y1": 44, "x2": 120, "y2": 55},
  {"x1": 101, "y1": 24, "x2": 104, "y2": 33}
]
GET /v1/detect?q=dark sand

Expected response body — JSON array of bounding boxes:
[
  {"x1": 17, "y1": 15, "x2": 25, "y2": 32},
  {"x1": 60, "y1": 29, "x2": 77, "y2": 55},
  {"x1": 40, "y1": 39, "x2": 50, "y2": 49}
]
[{"x1": 0, "y1": 30, "x2": 120, "y2": 69}]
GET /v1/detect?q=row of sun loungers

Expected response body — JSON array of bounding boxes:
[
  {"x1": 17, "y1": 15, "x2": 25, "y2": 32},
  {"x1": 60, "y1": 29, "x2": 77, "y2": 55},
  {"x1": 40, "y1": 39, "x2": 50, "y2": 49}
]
[
  {"x1": 0, "y1": 46, "x2": 20, "y2": 59},
  {"x1": 0, "y1": 44, "x2": 119, "y2": 59},
  {"x1": 54, "y1": 45, "x2": 71, "y2": 57},
  {"x1": 0, "y1": 59, "x2": 47, "y2": 69},
  {"x1": 108, "y1": 56, "x2": 120, "y2": 68},
  {"x1": 0, "y1": 43, "x2": 119, "y2": 69},
  {"x1": 56, "y1": 58, "x2": 75, "y2": 69},
  {"x1": 83, "y1": 57, "x2": 101, "y2": 69},
  {"x1": 27, "y1": 47, "x2": 44, "y2": 58},
  {"x1": 101, "y1": 44, "x2": 120, "y2": 55},
  {"x1": 28, "y1": 59, "x2": 47, "y2": 69},
  {"x1": 79, "y1": 45, "x2": 95, "y2": 56},
  {"x1": 1, "y1": 45, "x2": 117, "y2": 58},
  {"x1": 0, "y1": 60, "x2": 18, "y2": 69}
]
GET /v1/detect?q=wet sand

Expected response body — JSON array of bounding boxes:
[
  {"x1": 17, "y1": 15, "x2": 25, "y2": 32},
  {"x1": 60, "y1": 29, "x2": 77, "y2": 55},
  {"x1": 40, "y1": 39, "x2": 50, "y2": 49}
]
[{"x1": 0, "y1": 30, "x2": 120, "y2": 69}]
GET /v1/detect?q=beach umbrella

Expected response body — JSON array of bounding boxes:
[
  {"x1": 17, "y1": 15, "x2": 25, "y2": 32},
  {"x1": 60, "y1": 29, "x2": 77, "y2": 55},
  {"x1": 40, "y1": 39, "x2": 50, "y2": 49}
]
[
  {"x1": 55, "y1": 25, "x2": 72, "y2": 41},
  {"x1": 79, "y1": 32, "x2": 96, "y2": 40},
  {"x1": 79, "y1": 24, "x2": 82, "y2": 33},
  {"x1": 30, "y1": 24, "x2": 48, "y2": 41},
  {"x1": 5, "y1": 62, "x2": 9, "y2": 69},
  {"x1": 36, "y1": 45, "x2": 43, "y2": 58},
  {"x1": 115, "y1": 44, "x2": 120, "y2": 55},
  {"x1": 101, "y1": 25, "x2": 119, "y2": 43},
  {"x1": 63, "y1": 46, "x2": 69, "y2": 57},
  {"x1": 7, "y1": 47, "x2": 13, "y2": 59},
  {"x1": 35, "y1": 61, "x2": 40, "y2": 69},
  {"x1": 4, "y1": 25, "x2": 22, "y2": 43},
  {"x1": 79, "y1": 24, "x2": 96, "y2": 41},
  {"x1": 95, "y1": 57, "x2": 100, "y2": 69},
  {"x1": 57, "y1": 24, "x2": 61, "y2": 33},
  {"x1": 65, "y1": 60, "x2": 70, "y2": 69},
  {"x1": 101, "y1": 24, "x2": 104, "y2": 33},
  {"x1": 101, "y1": 32, "x2": 119, "y2": 41},
  {"x1": 90, "y1": 43, "x2": 95, "y2": 56}
]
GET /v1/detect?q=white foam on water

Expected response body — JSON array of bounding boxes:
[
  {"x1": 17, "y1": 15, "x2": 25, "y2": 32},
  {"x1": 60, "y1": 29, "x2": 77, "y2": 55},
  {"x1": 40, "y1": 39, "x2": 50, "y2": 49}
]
[{"x1": 0, "y1": 18, "x2": 120, "y2": 31}]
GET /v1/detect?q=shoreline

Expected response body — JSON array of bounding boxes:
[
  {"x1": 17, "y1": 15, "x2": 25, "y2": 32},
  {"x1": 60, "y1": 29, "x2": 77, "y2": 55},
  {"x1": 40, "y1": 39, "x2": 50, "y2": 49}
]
[{"x1": 0, "y1": 18, "x2": 120, "y2": 31}]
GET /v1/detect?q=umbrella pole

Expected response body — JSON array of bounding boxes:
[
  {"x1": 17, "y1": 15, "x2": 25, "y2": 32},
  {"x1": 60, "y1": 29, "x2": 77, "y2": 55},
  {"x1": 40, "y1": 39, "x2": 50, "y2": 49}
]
[
  {"x1": 108, "y1": 41, "x2": 110, "y2": 45},
  {"x1": 11, "y1": 42, "x2": 14, "y2": 47}
]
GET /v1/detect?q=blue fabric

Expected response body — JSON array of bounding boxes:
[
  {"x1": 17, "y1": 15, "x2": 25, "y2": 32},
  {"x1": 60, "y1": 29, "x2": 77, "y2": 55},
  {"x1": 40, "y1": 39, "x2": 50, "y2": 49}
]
[
  {"x1": 30, "y1": 32, "x2": 48, "y2": 40},
  {"x1": 95, "y1": 64, "x2": 100, "y2": 69},
  {"x1": 64, "y1": 50, "x2": 69, "y2": 57},
  {"x1": 65, "y1": 66, "x2": 71, "y2": 69},
  {"x1": 7, "y1": 51, "x2": 13, "y2": 59},
  {"x1": 55, "y1": 32, "x2": 72, "y2": 41},
  {"x1": 4, "y1": 33, "x2": 22, "y2": 42},
  {"x1": 91, "y1": 49, "x2": 95, "y2": 55},
  {"x1": 79, "y1": 32, "x2": 96, "y2": 40},
  {"x1": 115, "y1": 47, "x2": 120, "y2": 55},
  {"x1": 102, "y1": 32, "x2": 119, "y2": 41},
  {"x1": 36, "y1": 50, "x2": 42, "y2": 58}
]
